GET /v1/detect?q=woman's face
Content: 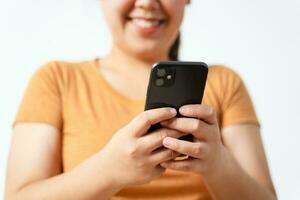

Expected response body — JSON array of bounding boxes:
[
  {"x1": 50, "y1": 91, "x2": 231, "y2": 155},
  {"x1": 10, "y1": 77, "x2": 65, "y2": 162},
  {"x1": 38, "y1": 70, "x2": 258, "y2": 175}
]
[{"x1": 101, "y1": 0, "x2": 188, "y2": 61}]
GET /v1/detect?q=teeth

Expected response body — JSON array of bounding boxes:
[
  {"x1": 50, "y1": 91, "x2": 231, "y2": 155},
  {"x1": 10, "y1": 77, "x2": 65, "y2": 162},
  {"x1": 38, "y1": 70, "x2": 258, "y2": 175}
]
[{"x1": 132, "y1": 18, "x2": 160, "y2": 28}]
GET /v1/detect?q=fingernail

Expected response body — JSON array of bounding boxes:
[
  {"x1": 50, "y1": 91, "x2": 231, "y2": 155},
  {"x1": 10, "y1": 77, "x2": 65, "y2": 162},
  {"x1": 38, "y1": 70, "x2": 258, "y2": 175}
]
[
  {"x1": 170, "y1": 108, "x2": 177, "y2": 115},
  {"x1": 179, "y1": 107, "x2": 187, "y2": 113},
  {"x1": 163, "y1": 138, "x2": 173, "y2": 147}
]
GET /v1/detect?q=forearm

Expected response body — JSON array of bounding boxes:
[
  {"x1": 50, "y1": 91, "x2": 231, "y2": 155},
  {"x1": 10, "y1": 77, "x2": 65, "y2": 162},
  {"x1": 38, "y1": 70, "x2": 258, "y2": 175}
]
[
  {"x1": 204, "y1": 152, "x2": 277, "y2": 200},
  {"x1": 7, "y1": 152, "x2": 122, "y2": 200}
]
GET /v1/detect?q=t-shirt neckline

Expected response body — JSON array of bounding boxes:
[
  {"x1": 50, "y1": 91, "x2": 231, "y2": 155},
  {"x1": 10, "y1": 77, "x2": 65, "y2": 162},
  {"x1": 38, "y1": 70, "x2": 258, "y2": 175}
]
[{"x1": 89, "y1": 58, "x2": 146, "y2": 107}]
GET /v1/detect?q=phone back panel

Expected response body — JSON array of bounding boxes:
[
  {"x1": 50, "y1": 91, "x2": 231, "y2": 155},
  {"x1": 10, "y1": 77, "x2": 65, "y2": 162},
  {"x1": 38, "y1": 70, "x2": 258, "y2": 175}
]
[{"x1": 144, "y1": 61, "x2": 208, "y2": 111}]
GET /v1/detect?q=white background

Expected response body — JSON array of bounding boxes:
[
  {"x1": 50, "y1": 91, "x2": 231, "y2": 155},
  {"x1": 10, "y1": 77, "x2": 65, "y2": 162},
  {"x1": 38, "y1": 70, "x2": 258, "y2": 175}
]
[{"x1": 1, "y1": 0, "x2": 299, "y2": 199}]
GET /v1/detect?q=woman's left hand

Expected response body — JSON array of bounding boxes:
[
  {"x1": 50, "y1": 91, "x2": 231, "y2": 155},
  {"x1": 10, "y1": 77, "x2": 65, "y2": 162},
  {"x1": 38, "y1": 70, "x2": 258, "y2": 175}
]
[{"x1": 159, "y1": 104, "x2": 230, "y2": 177}]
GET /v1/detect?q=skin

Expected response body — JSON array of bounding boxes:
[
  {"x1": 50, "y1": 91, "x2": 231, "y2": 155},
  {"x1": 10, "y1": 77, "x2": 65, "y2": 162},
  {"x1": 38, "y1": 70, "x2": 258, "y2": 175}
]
[
  {"x1": 5, "y1": 0, "x2": 277, "y2": 200},
  {"x1": 101, "y1": 0, "x2": 185, "y2": 62},
  {"x1": 160, "y1": 105, "x2": 277, "y2": 199},
  {"x1": 5, "y1": 108, "x2": 184, "y2": 200}
]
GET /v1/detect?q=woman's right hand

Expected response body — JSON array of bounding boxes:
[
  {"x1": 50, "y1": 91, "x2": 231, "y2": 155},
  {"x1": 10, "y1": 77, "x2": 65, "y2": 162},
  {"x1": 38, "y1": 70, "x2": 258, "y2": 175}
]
[{"x1": 98, "y1": 107, "x2": 188, "y2": 188}]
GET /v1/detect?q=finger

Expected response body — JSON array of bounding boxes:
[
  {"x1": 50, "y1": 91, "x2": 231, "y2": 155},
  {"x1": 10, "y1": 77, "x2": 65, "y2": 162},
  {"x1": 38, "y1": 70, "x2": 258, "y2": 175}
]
[
  {"x1": 138, "y1": 128, "x2": 189, "y2": 153},
  {"x1": 161, "y1": 117, "x2": 210, "y2": 140},
  {"x1": 153, "y1": 165, "x2": 166, "y2": 178},
  {"x1": 149, "y1": 147, "x2": 180, "y2": 165},
  {"x1": 160, "y1": 157, "x2": 200, "y2": 172},
  {"x1": 162, "y1": 137, "x2": 208, "y2": 159},
  {"x1": 129, "y1": 108, "x2": 177, "y2": 137},
  {"x1": 179, "y1": 104, "x2": 217, "y2": 124}
]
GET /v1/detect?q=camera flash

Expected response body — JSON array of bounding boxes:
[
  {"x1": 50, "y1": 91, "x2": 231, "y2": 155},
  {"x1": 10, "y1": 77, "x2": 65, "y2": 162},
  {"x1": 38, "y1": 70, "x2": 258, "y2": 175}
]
[{"x1": 167, "y1": 75, "x2": 172, "y2": 80}]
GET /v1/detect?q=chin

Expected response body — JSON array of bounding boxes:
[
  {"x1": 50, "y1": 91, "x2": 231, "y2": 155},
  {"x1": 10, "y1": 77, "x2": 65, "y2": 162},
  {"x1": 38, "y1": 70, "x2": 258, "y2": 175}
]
[{"x1": 127, "y1": 41, "x2": 168, "y2": 61}]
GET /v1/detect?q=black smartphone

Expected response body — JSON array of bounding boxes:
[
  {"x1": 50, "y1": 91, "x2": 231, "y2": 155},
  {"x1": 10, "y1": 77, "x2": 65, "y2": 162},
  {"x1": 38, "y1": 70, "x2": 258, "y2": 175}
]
[{"x1": 144, "y1": 61, "x2": 208, "y2": 141}]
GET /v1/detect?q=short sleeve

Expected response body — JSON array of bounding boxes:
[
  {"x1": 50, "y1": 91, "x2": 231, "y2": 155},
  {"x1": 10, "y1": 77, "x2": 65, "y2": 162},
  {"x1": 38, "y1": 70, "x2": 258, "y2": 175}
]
[
  {"x1": 13, "y1": 62, "x2": 63, "y2": 129},
  {"x1": 220, "y1": 67, "x2": 260, "y2": 127}
]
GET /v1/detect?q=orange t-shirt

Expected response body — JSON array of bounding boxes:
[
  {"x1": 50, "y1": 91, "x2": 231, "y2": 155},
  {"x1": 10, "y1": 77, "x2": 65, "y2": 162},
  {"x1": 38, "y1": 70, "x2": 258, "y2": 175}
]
[{"x1": 13, "y1": 59, "x2": 259, "y2": 200}]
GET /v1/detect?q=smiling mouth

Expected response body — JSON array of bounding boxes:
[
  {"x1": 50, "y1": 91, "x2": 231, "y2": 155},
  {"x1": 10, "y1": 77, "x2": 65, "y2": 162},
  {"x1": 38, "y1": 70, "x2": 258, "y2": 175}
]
[
  {"x1": 127, "y1": 17, "x2": 166, "y2": 29},
  {"x1": 131, "y1": 18, "x2": 162, "y2": 28}
]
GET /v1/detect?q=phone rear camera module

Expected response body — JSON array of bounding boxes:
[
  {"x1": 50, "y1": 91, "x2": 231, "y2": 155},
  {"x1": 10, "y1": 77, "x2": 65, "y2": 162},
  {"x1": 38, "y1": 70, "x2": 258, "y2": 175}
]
[
  {"x1": 166, "y1": 75, "x2": 172, "y2": 80},
  {"x1": 155, "y1": 78, "x2": 164, "y2": 86},
  {"x1": 157, "y1": 69, "x2": 166, "y2": 77}
]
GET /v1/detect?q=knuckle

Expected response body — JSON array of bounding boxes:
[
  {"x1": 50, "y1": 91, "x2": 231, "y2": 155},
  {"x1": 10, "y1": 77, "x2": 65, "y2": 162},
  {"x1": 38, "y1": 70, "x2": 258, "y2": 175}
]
[
  {"x1": 158, "y1": 128, "x2": 168, "y2": 142},
  {"x1": 193, "y1": 144, "x2": 203, "y2": 156},
  {"x1": 140, "y1": 112, "x2": 151, "y2": 125},
  {"x1": 126, "y1": 144, "x2": 139, "y2": 157},
  {"x1": 207, "y1": 106, "x2": 215, "y2": 116},
  {"x1": 192, "y1": 120, "x2": 201, "y2": 132}
]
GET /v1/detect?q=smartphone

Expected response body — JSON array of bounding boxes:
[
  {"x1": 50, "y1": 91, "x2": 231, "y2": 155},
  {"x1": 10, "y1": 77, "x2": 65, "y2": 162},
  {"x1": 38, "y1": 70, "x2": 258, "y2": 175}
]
[{"x1": 144, "y1": 61, "x2": 208, "y2": 141}]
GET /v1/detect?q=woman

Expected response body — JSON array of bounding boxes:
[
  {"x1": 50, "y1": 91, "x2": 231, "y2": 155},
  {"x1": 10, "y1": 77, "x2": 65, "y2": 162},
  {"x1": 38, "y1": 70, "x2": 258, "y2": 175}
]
[{"x1": 5, "y1": 0, "x2": 277, "y2": 199}]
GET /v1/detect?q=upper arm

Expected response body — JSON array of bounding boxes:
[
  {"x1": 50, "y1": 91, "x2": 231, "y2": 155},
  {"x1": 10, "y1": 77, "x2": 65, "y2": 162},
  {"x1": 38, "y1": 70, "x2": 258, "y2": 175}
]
[
  {"x1": 221, "y1": 124, "x2": 277, "y2": 197},
  {"x1": 5, "y1": 123, "x2": 62, "y2": 198}
]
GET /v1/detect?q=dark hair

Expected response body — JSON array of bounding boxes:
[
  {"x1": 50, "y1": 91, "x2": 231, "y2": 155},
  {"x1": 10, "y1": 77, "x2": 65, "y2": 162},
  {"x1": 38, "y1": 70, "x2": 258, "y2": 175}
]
[
  {"x1": 168, "y1": 1, "x2": 190, "y2": 60},
  {"x1": 168, "y1": 33, "x2": 181, "y2": 61}
]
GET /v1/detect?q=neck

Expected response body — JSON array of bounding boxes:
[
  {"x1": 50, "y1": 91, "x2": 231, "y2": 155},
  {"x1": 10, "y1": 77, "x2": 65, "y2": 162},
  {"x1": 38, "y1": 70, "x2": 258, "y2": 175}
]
[{"x1": 102, "y1": 45, "x2": 169, "y2": 73}]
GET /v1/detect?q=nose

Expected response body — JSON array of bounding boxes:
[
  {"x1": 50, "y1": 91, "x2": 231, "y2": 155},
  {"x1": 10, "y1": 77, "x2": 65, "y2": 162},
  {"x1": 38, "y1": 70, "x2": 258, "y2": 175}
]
[{"x1": 134, "y1": 0, "x2": 160, "y2": 10}]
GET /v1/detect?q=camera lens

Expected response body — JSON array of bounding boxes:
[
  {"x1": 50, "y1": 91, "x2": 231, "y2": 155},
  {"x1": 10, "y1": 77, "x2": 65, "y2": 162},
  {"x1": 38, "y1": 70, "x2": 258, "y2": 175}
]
[
  {"x1": 157, "y1": 69, "x2": 166, "y2": 77},
  {"x1": 155, "y1": 78, "x2": 164, "y2": 86}
]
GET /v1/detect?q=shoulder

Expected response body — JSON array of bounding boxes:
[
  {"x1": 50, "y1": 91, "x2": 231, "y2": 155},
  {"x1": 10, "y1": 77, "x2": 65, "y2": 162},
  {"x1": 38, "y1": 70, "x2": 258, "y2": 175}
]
[
  {"x1": 33, "y1": 59, "x2": 95, "y2": 84},
  {"x1": 37, "y1": 59, "x2": 93, "y2": 76},
  {"x1": 208, "y1": 64, "x2": 242, "y2": 81},
  {"x1": 204, "y1": 64, "x2": 248, "y2": 110},
  {"x1": 207, "y1": 64, "x2": 244, "y2": 91},
  {"x1": 207, "y1": 65, "x2": 259, "y2": 127}
]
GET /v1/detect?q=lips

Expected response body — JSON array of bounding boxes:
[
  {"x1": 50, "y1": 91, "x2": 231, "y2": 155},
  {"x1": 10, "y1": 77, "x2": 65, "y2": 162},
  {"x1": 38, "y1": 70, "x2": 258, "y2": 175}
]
[
  {"x1": 131, "y1": 18, "x2": 162, "y2": 28},
  {"x1": 127, "y1": 15, "x2": 166, "y2": 35}
]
